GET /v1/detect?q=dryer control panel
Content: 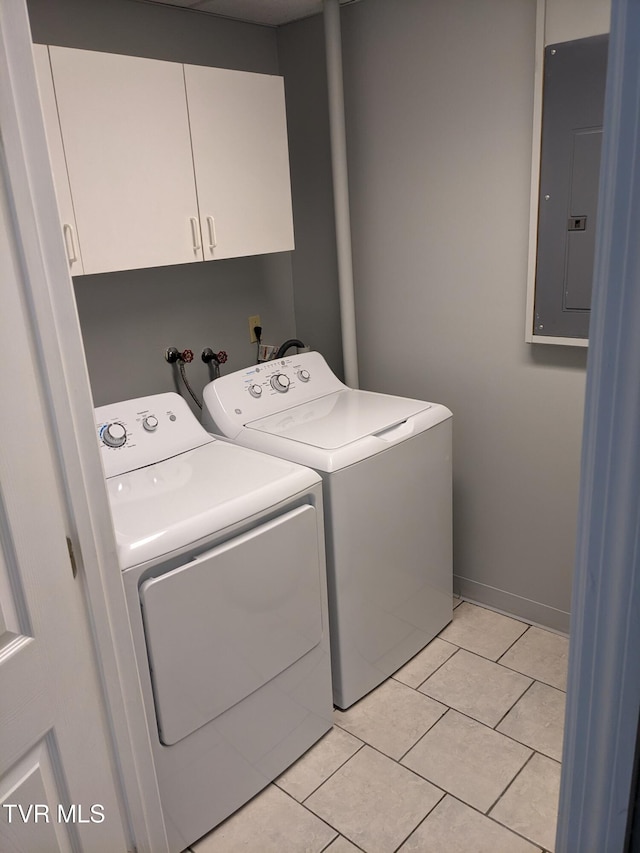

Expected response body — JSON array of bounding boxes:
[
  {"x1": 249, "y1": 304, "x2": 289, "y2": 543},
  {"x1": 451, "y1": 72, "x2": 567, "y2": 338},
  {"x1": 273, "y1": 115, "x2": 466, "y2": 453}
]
[
  {"x1": 202, "y1": 352, "x2": 347, "y2": 439},
  {"x1": 95, "y1": 392, "x2": 214, "y2": 479}
]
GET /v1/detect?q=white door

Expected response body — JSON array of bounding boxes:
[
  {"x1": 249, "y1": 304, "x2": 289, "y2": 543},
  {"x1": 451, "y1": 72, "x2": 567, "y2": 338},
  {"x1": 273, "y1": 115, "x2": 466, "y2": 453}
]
[
  {"x1": 0, "y1": 146, "x2": 129, "y2": 851},
  {"x1": 48, "y1": 46, "x2": 202, "y2": 274},
  {"x1": 185, "y1": 64, "x2": 295, "y2": 260}
]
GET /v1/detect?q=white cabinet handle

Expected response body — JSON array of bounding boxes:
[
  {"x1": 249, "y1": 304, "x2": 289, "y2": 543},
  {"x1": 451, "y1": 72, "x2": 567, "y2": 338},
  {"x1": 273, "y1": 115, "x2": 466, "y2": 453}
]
[
  {"x1": 190, "y1": 217, "x2": 202, "y2": 253},
  {"x1": 62, "y1": 223, "x2": 78, "y2": 264},
  {"x1": 206, "y1": 216, "x2": 217, "y2": 252}
]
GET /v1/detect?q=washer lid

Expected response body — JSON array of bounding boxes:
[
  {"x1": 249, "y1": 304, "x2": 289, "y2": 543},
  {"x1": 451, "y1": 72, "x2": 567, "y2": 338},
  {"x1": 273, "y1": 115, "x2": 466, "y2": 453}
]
[
  {"x1": 106, "y1": 441, "x2": 320, "y2": 570},
  {"x1": 246, "y1": 389, "x2": 431, "y2": 450}
]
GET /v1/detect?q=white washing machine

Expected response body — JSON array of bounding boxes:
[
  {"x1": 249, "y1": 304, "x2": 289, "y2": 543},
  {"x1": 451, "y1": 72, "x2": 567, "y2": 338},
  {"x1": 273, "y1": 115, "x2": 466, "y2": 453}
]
[
  {"x1": 95, "y1": 392, "x2": 333, "y2": 853},
  {"x1": 202, "y1": 352, "x2": 453, "y2": 709}
]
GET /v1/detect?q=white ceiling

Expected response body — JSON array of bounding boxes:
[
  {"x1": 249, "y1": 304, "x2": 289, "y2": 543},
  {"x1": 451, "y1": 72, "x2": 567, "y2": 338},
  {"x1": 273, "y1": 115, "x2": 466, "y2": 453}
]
[{"x1": 139, "y1": 0, "x2": 360, "y2": 27}]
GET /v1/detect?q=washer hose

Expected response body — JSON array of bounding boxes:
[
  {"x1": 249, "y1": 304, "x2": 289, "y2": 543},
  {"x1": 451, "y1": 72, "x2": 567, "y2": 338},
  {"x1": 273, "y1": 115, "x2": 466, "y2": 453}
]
[
  {"x1": 275, "y1": 339, "x2": 306, "y2": 358},
  {"x1": 179, "y1": 359, "x2": 202, "y2": 410},
  {"x1": 165, "y1": 347, "x2": 203, "y2": 409}
]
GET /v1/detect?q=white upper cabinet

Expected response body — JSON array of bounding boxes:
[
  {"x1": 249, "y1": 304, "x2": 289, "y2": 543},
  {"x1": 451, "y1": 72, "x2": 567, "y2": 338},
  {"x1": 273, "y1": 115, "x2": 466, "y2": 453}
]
[
  {"x1": 33, "y1": 44, "x2": 85, "y2": 275},
  {"x1": 48, "y1": 47, "x2": 202, "y2": 274},
  {"x1": 184, "y1": 64, "x2": 295, "y2": 260},
  {"x1": 34, "y1": 46, "x2": 296, "y2": 276}
]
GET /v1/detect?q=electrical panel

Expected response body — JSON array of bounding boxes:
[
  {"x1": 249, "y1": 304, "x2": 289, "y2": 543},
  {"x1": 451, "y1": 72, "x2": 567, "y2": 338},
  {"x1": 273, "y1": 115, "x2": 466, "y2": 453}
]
[{"x1": 534, "y1": 35, "x2": 608, "y2": 340}]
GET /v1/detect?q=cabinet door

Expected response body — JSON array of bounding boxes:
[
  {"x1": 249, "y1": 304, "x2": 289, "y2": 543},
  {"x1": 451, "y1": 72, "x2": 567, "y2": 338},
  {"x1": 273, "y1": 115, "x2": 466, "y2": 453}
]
[
  {"x1": 33, "y1": 44, "x2": 84, "y2": 274},
  {"x1": 184, "y1": 64, "x2": 295, "y2": 260},
  {"x1": 49, "y1": 47, "x2": 202, "y2": 274}
]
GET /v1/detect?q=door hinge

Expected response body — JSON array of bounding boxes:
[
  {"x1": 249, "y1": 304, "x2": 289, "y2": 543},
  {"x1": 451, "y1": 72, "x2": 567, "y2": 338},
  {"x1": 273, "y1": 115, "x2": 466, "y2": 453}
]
[{"x1": 66, "y1": 536, "x2": 78, "y2": 579}]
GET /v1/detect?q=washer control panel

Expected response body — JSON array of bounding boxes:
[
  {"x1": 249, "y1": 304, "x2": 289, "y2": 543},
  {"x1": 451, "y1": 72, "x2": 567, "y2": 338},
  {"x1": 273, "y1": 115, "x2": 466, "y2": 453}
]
[
  {"x1": 203, "y1": 351, "x2": 348, "y2": 435},
  {"x1": 98, "y1": 408, "x2": 169, "y2": 451},
  {"x1": 96, "y1": 392, "x2": 213, "y2": 479}
]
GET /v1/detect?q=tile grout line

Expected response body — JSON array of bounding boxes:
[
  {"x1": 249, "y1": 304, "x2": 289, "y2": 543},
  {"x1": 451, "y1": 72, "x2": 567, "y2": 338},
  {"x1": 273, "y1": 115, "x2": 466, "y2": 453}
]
[
  {"x1": 495, "y1": 658, "x2": 568, "y2": 692},
  {"x1": 491, "y1": 675, "x2": 537, "y2": 731},
  {"x1": 433, "y1": 629, "x2": 532, "y2": 666},
  {"x1": 320, "y1": 734, "x2": 451, "y2": 796},
  {"x1": 416, "y1": 646, "x2": 535, "y2": 728},
  {"x1": 496, "y1": 622, "x2": 532, "y2": 663},
  {"x1": 388, "y1": 788, "x2": 447, "y2": 853},
  {"x1": 443, "y1": 792, "x2": 549, "y2": 852},
  {"x1": 288, "y1": 737, "x2": 449, "y2": 850},
  {"x1": 317, "y1": 830, "x2": 367, "y2": 853},
  {"x1": 293, "y1": 742, "x2": 447, "y2": 853},
  {"x1": 485, "y1": 750, "x2": 559, "y2": 851},
  {"x1": 395, "y1": 705, "x2": 453, "y2": 765},
  {"x1": 438, "y1": 636, "x2": 463, "y2": 648},
  {"x1": 486, "y1": 749, "x2": 538, "y2": 816},
  {"x1": 410, "y1": 643, "x2": 462, "y2": 692},
  {"x1": 442, "y1": 704, "x2": 551, "y2": 763},
  {"x1": 449, "y1": 601, "x2": 530, "y2": 646},
  {"x1": 332, "y1": 670, "x2": 450, "y2": 760},
  {"x1": 275, "y1": 782, "x2": 345, "y2": 848},
  {"x1": 292, "y1": 732, "x2": 450, "y2": 853},
  {"x1": 278, "y1": 736, "x2": 367, "y2": 805},
  {"x1": 457, "y1": 598, "x2": 535, "y2": 631},
  {"x1": 393, "y1": 700, "x2": 561, "y2": 842},
  {"x1": 399, "y1": 698, "x2": 540, "y2": 769},
  {"x1": 491, "y1": 680, "x2": 566, "y2": 762},
  {"x1": 334, "y1": 662, "x2": 549, "y2": 784},
  {"x1": 439, "y1": 608, "x2": 567, "y2": 690}
]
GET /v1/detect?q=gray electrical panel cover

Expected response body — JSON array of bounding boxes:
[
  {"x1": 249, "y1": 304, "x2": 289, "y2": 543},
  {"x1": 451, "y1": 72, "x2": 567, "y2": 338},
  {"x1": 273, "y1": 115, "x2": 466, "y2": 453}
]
[{"x1": 534, "y1": 35, "x2": 608, "y2": 339}]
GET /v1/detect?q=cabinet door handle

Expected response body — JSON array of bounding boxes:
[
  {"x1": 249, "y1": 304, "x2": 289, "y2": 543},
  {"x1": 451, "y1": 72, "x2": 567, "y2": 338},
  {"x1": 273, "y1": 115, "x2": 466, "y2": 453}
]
[
  {"x1": 62, "y1": 223, "x2": 78, "y2": 264},
  {"x1": 190, "y1": 217, "x2": 202, "y2": 253},
  {"x1": 206, "y1": 216, "x2": 217, "y2": 252}
]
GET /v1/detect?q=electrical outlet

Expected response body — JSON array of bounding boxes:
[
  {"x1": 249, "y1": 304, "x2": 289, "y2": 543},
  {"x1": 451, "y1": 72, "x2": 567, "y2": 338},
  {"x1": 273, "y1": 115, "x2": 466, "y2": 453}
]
[
  {"x1": 248, "y1": 315, "x2": 261, "y2": 343},
  {"x1": 259, "y1": 344, "x2": 277, "y2": 361}
]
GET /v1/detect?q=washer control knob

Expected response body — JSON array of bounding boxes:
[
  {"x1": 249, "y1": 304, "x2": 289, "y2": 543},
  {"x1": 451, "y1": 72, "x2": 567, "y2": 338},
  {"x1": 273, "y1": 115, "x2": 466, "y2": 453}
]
[
  {"x1": 102, "y1": 422, "x2": 127, "y2": 448},
  {"x1": 298, "y1": 369, "x2": 311, "y2": 382},
  {"x1": 249, "y1": 383, "x2": 263, "y2": 399},
  {"x1": 271, "y1": 373, "x2": 291, "y2": 393},
  {"x1": 143, "y1": 415, "x2": 159, "y2": 432}
]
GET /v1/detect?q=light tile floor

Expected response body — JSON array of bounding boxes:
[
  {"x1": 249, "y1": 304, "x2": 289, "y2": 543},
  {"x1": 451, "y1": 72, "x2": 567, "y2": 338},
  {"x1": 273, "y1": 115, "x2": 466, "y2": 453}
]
[{"x1": 190, "y1": 600, "x2": 568, "y2": 853}]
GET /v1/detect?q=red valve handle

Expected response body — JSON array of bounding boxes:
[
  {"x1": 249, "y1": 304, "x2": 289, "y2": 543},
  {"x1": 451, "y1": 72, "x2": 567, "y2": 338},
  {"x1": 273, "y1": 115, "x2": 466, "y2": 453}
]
[
  {"x1": 181, "y1": 349, "x2": 194, "y2": 363},
  {"x1": 216, "y1": 350, "x2": 228, "y2": 364}
]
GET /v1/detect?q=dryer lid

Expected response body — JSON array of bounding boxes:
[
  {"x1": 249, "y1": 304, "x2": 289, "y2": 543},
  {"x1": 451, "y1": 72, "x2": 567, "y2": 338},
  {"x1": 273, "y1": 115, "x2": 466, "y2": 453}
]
[
  {"x1": 106, "y1": 441, "x2": 319, "y2": 569},
  {"x1": 246, "y1": 389, "x2": 431, "y2": 450}
]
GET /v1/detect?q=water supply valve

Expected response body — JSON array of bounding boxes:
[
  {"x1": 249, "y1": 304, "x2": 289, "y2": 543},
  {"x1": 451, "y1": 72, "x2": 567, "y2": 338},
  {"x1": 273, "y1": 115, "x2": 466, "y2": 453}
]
[
  {"x1": 165, "y1": 347, "x2": 194, "y2": 364},
  {"x1": 201, "y1": 349, "x2": 228, "y2": 366}
]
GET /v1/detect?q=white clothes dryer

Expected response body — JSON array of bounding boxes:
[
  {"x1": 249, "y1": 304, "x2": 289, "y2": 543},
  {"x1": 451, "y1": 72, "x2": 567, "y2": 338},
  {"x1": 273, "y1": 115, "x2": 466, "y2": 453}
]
[
  {"x1": 96, "y1": 392, "x2": 332, "y2": 853},
  {"x1": 202, "y1": 352, "x2": 453, "y2": 709}
]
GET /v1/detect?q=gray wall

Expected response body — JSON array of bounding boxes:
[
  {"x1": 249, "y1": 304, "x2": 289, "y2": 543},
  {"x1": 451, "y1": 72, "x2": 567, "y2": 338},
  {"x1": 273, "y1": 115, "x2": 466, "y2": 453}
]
[
  {"x1": 336, "y1": 0, "x2": 588, "y2": 631},
  {"x1": 28, "y1": 0, "x2": 297, "y2": 411},
  {"x1": 545, "y1": 0, "x2": 610, "y2": 43},
  {"x1": 277, "y1": 15, "x2": 343, "y2": 379}
]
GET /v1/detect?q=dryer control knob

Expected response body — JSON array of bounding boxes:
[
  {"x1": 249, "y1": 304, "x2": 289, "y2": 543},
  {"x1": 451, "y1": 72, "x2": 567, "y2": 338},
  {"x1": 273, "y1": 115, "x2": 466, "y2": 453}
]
[
  {"x1": 249, "y1": 383, "x2": 263, "y2": 398},
  {"x1": 298, "y1": 369, "x2": 310, "y2": 382},
  {"x1": 143, "y1": 415, "x2": 159, "y2": 432},
  {"x1": 102, "y1": 422, "x2": 127, "y2": 448},
  {"x1": 271, "y1": 373, "x2": 290, "y2": 393}
]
